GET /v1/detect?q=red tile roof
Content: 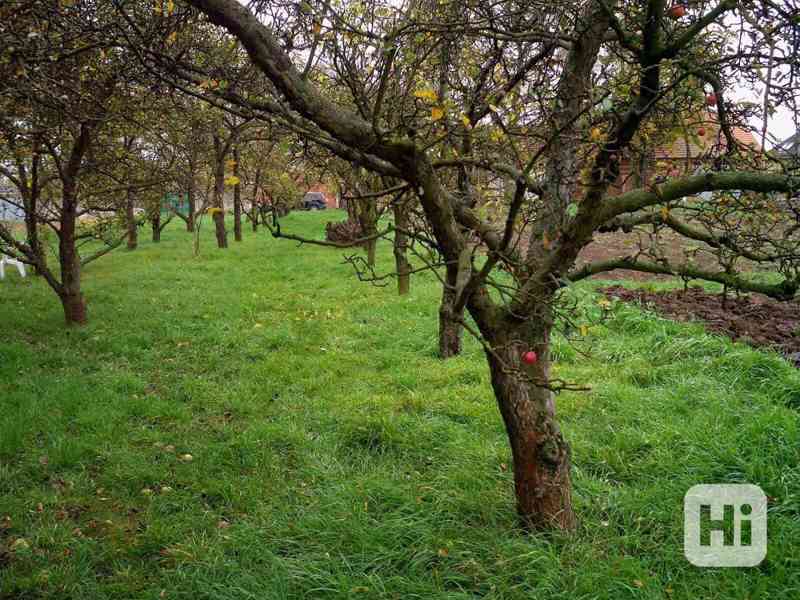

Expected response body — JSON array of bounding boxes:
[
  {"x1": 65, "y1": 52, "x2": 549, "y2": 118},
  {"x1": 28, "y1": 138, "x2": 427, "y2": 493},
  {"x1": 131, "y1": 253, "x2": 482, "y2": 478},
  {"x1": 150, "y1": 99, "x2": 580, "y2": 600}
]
[{"x1": 654, "y1": 113, "x2": 759, "y2": 160}]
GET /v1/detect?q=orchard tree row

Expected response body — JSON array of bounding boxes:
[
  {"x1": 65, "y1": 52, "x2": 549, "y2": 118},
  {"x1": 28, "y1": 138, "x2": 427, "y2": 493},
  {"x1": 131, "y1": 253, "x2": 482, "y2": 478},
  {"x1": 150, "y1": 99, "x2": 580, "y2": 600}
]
[
  {"x1": 2, "y1": 0, "x2": 800, "y2": 530},
  {"x1": 0, "y1": 0, "x2": 314, "y2": 322}
]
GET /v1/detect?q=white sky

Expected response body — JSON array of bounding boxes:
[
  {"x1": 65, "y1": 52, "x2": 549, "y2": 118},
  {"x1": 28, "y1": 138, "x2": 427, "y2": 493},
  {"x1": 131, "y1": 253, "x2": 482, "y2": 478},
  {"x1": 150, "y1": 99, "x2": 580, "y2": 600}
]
[{"x1": 747, "y1": 104, "x2": 796, "y2": 149}]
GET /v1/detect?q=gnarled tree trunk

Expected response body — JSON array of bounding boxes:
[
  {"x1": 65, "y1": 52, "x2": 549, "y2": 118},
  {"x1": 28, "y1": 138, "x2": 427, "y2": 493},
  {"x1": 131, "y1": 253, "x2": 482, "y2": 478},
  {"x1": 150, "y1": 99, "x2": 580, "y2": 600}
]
[
  {"x1": 125, "y1": 187, "x2": 138, "y2": 250},
  {"x1": 212, "y1": 137, "x2": 228, "y2": 249},
  {"x1": 186, "y1": 170, "x2": 196, "y2": 232},
  {"x1": 24, "y1": 209, "x2": 46, "y2": 275},
  {"x1": 58, "y1": 185, "x2": 87, "y2": 326},
  {"x1": 485, "y1": 316, "x2": 575, "y2": 530},
  {"x1": 392, "y1": 201, "x2": 410, "y2": 295},
  {"x1": 233, "y1": 145, "x2": 242, "y2": 242},
  {"x1": 60, "y1": 285, "x2": 87, "y2": 325},
  {"x1": 438, "y1": 264, "x2": 463, "y2": 357},
  {"x1": 23, "y1": 191, "x2": 46, "y2": 276},
  {"x1": 355, "y1": 196, "x2": 378, "y2": 267},
  {"x1": 151, "y1": 211, "x2": 162, "y2": 242}
]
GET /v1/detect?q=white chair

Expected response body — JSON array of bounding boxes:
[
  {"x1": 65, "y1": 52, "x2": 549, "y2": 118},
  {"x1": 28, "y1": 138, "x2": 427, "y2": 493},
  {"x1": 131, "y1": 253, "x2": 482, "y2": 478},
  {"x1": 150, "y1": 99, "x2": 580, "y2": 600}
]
[{"x1": 0, "y1": 255, "x2": 26, "y2": 279}]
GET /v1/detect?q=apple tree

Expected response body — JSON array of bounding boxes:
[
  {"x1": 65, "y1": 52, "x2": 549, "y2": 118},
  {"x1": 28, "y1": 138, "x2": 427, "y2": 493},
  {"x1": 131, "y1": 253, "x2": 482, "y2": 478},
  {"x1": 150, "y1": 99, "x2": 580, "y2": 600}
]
[
  {"x1": 170, "y1": 0, "x2": 800, "y2": 529},
  {"x1": 0, "y1": 0, "x2": 170, "y2": 324}
]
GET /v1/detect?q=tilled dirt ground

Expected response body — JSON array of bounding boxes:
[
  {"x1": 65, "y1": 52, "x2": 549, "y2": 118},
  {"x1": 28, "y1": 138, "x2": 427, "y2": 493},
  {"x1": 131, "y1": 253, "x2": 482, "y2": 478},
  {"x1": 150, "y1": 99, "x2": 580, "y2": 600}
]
[
  {"x1": 600, "y1": 285, "x2": 800, "y2": 366},
  {"x1": 577, "y1": 229, "x2": 762, "y2": 281}
]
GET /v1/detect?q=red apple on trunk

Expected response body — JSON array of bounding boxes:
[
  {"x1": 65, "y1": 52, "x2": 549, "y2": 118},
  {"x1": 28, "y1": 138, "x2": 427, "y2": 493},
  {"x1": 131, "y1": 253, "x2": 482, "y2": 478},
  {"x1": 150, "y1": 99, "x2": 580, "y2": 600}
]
[
  {"x1": 522, "y1": 351, "x2": 538, "y2": 365},
  {"x1": 706, "y1": 93, "x2": 717, "y2": 106},
  {"x1": 697, "y1": 127, "x2": 706, "y2": 137}
]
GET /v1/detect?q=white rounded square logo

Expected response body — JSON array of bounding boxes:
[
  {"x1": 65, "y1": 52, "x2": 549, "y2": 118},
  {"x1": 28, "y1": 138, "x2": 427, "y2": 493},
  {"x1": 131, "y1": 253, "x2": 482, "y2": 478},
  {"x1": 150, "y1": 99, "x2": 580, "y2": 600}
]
[{"x1": 684, "y1": 484, "x2": 767, "y2": 567}]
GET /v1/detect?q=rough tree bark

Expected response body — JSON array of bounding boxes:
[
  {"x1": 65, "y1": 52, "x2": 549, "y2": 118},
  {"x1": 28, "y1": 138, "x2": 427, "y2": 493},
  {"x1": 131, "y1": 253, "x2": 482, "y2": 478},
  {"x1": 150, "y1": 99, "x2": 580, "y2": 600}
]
[
  {"x1": 151, "y1": 211, "x2": 162, "y2": 242},
  {"x1": 125, "y1": 187, "x2": 138, "y2": 250},
  {"x1": 233, "y1": 145, "x2": 243, "y2": 242},
  {"x1": 22, "y1": 148, "x2": 46, "y2": 275},
  {"x1": 185, "y1": 169, "x2": 196, "y2": 232},
  {"x1": 58, "y1": 177, "x2": 87, "y2": 326},
  {"x1": 212, "y1": 135, "x2": 228, "y2": 248},
  {"x1": 438, "y1": 264, "x2": 463, "y2": 357},
  {"x1": 249, "y1": 164, "x2": 262, "y2": 232},
  {"x1": 483, "y1": 310, "x2": 576, "y2": 529},
  {"x1": 392, "y1": 199, "x2": 410, "y2": 295},
  {"x1": 23, "y1": 201, "x2": 46, "y2": 275},
  {"x1": 356, "y1": 197, "x2": 378, "y2": 267}
]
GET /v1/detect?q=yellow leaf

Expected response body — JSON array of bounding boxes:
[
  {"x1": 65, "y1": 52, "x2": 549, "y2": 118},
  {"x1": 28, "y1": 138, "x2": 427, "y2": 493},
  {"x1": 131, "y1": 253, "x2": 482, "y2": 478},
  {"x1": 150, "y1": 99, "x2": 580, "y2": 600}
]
[
  {"x1": 579, "y1": 324, "x2": 589, "y2": 337},
  {"x1": 11, "y1": 538, "x2": 30, "y2": 552},
  {"x1": 312, "y1": 22, "x2": 322, "y2": 35},
  {"x1": 166, "y1": 31, "x2": 177, "y2": 45},
  {"x1": 413, "y1": 88, "x2": 438, "y2": 102},
  {"x1": 461, "y1": 114, "x2": 471, "y2": 128},
  {"x1": 224, "y1": 175, "x2": 241, "y2": 186},
  {"x1": 590, "y1": 127, "x2": 603, "y2": 142},
  {"x1": 431, "y1": 106, "x2": 445, "y2": 121},
  {"x1": 660, "y1": 206, "x2": 669, "y2": 220}
]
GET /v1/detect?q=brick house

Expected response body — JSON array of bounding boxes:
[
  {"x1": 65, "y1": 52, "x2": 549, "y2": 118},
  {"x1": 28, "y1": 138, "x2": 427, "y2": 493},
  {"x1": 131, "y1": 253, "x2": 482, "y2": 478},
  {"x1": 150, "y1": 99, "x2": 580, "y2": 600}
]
[{"x1": 614, "y1": 114, "x2": 759, "y2": 193}]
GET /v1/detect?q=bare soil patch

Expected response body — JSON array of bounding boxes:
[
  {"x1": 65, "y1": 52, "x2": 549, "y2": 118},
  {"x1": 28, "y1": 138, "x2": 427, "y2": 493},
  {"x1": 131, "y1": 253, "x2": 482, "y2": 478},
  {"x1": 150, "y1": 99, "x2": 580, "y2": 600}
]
[
  {"x1": 577, "y1": 229, "x2": 761, "y2": 281},
  {"x1": 600, "y1": 285, "x2": 800, "y2": 366}
]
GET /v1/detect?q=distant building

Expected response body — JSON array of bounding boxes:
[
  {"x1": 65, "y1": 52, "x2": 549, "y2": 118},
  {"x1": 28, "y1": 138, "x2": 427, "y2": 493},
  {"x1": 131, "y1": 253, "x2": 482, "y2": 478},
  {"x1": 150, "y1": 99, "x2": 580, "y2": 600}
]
[
  {"x1": 775, "y1": 132, "x2": 800, "y2": 159},
  {"x1": 614, "y1": 113, "x2": 759, "y2": 193}
]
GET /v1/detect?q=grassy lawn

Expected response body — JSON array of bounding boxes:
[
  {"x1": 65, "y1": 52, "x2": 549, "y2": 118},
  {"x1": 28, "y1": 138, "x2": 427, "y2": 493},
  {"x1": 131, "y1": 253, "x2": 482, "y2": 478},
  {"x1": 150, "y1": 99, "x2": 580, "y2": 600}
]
[{"x1": 1, "y1": 211, "x2": 799, "y2": 599}]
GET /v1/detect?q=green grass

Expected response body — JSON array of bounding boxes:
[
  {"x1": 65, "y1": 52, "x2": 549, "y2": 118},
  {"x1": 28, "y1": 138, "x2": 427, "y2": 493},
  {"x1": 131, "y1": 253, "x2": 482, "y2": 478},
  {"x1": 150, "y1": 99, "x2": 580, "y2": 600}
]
[{"x1": 1, "y1": 211, "x2": 799, "y2": 599}]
